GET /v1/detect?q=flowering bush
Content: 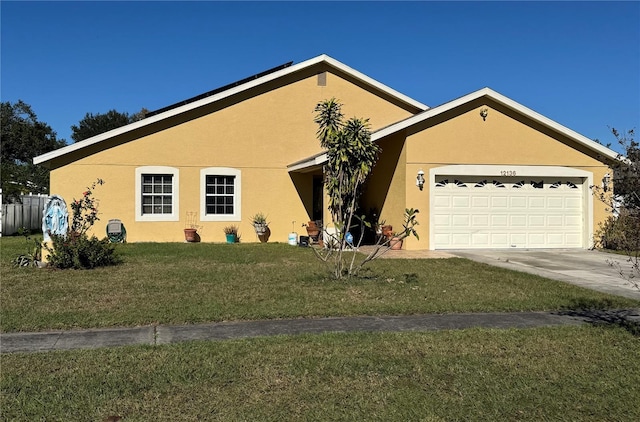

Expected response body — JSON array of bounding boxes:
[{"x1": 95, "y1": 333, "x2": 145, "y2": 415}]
[
  {"x1": 70, "y1": 179, "x2": 103, "y2": 235},
  {"x1": 45, "y1": 179, "x2": 121, "y2": 269}
]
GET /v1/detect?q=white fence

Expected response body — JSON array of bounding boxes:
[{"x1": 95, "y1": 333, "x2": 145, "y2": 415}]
[{"x1": 0, "y1": 192, "x2": 48, "y2": 236}]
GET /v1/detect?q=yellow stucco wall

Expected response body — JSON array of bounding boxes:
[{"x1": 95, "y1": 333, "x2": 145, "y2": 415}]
[
  {"x1": 397, "y1": 100, "x2": 611, "y2": 250},
  {"x1": 49, "y1": 69, "x2": 416, "y2": 243}
]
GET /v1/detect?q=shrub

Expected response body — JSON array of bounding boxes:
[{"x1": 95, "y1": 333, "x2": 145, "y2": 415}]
[
  {"x1": 596, "y1": 210, "x2": 640, "y2": 251},
  {"x1": 46, "y1": 233, "x2": 120, "y2": 269},
  {"x1": 44, "y1": 179, "x2": 121, "y2": 269}
]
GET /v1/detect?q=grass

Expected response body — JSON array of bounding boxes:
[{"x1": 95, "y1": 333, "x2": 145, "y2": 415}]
[
  {"x1": 1, "y1": 236, "x2": 639, "y2": 332},
  {"x1": 2, "y1": 325, "x2": 639, "y2": 421}
]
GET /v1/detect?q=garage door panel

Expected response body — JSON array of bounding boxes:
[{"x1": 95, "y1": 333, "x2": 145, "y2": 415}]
[
  {"x1": 528, "y1": 233, "x2": 546, "y2": 246},
  {"x1": 566, "y1": 198, "x2": 581, "y2": 208},
  {"x1": 547, "y1": 197, "x2": 563, "y2": 208},
  {"x1": 472, "y1": 215, "x2": 489, "y2": 226},
  {"x1": 565, "y1": 215, "x2": 582, "y2": 226},
  {"x1": 471, "y1": 233, "x2": 489, "y2": 246},
  {"x1": 452, "y1": 196, "x2": 470, "y2": 207},
  {"x1": 434, "y1": 214, "x2": 450, "y2": 227},
  {"x1": 491, "y1": 197, "x2": 508, "y2": 207},
  {"x1": 528, "y1": 215, "x2": 545, "y2": 227},
  {"x1": 473, "y1": 197, "x2": 490, "y2": 207},
  {"x1": 434, "y1": 196, "x2": 450, "y2": 207},
  {"x1": 452, "y1": 215, "x2": 470, "y2": 227},
  {"x1": 510, "y1": 197, "x2": 527, "y2": 208},
  {"x1": 434, "y1": 233, "x2": 451, "y2": 246},
  {"x1": 491, "y1": 215, "x2": 508, "y2": 226},
  {"x1": 528, "y1": 197, "x2": 545, "y2": 208},
  {"x1": 547, "y1": 215, "x2": 564, "y2": 226},
  {"x1": 566, "y1": 233, "x2": 582, "y2": 246},
  {"x1": 510, "y1": 233, "x2": 527, "y2": 246},
  {"x1": 547, "y1": 233, "x2": 565, "y2": 245},
  {"x1": 491, "y1": 233, "x2": 509, "y2": 246},
  {"x1": 434, "y1": 176, "x2": 584, "y2": 249},
  {"x1": 452, "y1": 233, "x2": 471, "y2": 246},
  {"x1": 510, "y1": 215, "x2": 527, "y2": 227}
]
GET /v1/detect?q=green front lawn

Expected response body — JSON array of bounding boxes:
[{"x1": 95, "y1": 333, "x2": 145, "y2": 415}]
[
  {"x1": 2, "y1": 326, "x2": 639, "y2": 421},
  {"x1": 1, "y1": 237, "x2": 638, "y2": 332}
]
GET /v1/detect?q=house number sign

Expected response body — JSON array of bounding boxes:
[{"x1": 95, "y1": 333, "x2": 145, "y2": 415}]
[{"x1": 500, "y1": 170, "x2": 517, "y2": 176}]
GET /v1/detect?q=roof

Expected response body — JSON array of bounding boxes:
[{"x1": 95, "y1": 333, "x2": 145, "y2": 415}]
[
  {"x1": 34, "y1": 54, "x2": 428, "y2": 166},
  {"x1": 287, "y1": 87, "x2": 620, "y2": 172},
  {"x1": 144, "y1": 61, "x2": 294, "y2": 118}
]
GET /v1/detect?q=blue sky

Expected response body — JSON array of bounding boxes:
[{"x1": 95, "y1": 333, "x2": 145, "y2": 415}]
[{"x1": 2, "y1": 1, "x2": 639, "y2": 152}]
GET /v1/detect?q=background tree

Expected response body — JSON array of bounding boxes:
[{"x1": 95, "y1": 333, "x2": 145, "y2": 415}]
[
  {"x1": 71, "y1": 109, "x2": 132, "y2": 143},
  {"x1": 1, "y1": 100, "x2": 65, "y2": 202}
]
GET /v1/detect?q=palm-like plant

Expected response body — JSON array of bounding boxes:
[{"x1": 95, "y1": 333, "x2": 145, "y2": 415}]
[{"x1": 313, "y1": 99, "x2": 382, "y2": 278}]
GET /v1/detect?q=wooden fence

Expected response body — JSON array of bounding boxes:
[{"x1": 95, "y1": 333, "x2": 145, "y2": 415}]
[{"x1": 1, "y1": 194, "x2": 48, "y2": 236}]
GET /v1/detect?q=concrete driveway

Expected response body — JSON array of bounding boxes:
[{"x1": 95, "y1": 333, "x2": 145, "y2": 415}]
[{"x1": 449, "y1": 249, "x2": 640, "y2": 300}]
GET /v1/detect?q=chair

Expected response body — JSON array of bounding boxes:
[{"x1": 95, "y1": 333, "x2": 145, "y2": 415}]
[{"x1": 106, "y1": 219, "x2": 126, "y2": 243}]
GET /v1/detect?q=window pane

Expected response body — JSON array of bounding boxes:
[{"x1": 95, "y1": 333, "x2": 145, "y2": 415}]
[
  {"x1": 141, "y1": 174, "x2": 174, "y2": 215},
  {"x1": 203, "y1": 173, "x2": 236, "y2": 215}
]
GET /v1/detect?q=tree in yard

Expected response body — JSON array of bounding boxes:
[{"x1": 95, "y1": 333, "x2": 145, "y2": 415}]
[
  {"x1": 312, "y1": 99, "x2": 419, "y2": 279},
  {"x1": 592, "y1": 128, "x2": 639, "y2": 290},
  {"x1": 1, "y1": 100, "x2": 66, "y2": 202},
  {"x1": 71, "y1": 109, "x2": 134, "y2": 143}
]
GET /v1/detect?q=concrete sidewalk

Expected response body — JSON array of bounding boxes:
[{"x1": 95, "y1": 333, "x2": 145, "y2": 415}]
[{"x1": 0, "y1": 312, "x2": 595, "y2": 354}]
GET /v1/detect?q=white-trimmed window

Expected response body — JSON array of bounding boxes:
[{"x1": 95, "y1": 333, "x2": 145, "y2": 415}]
[
  {"x1": 200, "y1": 167, "x2": 241, "y2": 221},
  {"x1": 135, "y1": 166, "x2": 179, "y2": 221}
]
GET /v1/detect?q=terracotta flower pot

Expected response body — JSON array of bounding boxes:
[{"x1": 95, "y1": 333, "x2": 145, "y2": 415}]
[
  {"x1": 390, "y1": 236, "x2": 403, "y2": 250},
  {"x1": 184, "y1": 228, "x2": 198, "y2": 242}
]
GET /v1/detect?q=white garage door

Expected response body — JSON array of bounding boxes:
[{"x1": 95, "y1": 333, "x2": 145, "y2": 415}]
[{"x1": 433, "y1": 176, "x2": 584, "y2": 249}]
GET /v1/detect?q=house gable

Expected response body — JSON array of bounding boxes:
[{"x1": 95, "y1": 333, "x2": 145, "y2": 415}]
[{"x1": 34, "y1": 54, "x2": 427, "y2": 169}]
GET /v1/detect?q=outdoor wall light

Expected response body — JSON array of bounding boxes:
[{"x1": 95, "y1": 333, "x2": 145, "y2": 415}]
[
  {"x1": 602, "y1": 173, "x2": 611, "y2": 192},
  {"x1": 416, "y1": 169, "x2": 425, "y2": 190},
  {"x1": 480, "y1": 108, "x2": 488, "y2": 121}
]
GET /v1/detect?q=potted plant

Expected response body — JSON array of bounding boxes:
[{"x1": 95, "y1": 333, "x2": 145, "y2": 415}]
[
  {"x1": 184, "y1": 212, "x2": 202, "y2": 242},
  {"x1": 381, "y1": 224, "x2": 393, "y2": 240},
  {"x1": 389, "y1": 233, "x2": 403, "y2": 250},
  {"x1": 223, "y1": 225, "x2": 239, "y2": 243},
  {"x1": 302, "y1": 220, "x2": 322, "y2": 244},
  {"x1": 251, "y1": 212, "x2": 270, "y2": 242}
]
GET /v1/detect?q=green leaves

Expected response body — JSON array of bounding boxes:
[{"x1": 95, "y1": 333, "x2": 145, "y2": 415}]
[{"x1": 1, "y1": 100, "x2": 65, "y2": 202}]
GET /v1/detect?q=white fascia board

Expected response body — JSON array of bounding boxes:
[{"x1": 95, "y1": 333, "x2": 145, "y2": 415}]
[
  {"x1": 373, "y1": 87, "x2": 619, "y2": 161},
  {"x1": 321, "y1": 56, "x2": 429, "y2": 111},
  {"x1": 34, "y1": 54, "x2": 427, "y2": 166},
  {"x1": 287, "y1": 153, "x2": 327, "y2": 172}
]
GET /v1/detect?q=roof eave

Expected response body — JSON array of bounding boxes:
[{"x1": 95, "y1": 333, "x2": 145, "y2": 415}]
[
  {"x1": 34, "y1": 54, "x2": 428, "y2": 166},
  {"x1": 372, "y1": 87, "x2": 620, "y2": 161},
  {"x1": 287, "y1": 153, "x2": 327, "y2": 172}
]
